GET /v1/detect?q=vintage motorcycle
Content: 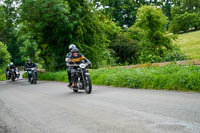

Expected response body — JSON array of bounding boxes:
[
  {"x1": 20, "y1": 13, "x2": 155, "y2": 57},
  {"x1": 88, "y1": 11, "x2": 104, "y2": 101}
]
[
  {"x1": 9, "y1": 68, "x2": 16, "y2": 81},
  {"x1": 68, "y1": 63, "x2": 92, "y2": 94},
  {"x1": 26, "y1": 68, "x2": 37, "y2": 84},
  {"x1": 7, "y1": 68, "x2": 20, "y2": 81}
]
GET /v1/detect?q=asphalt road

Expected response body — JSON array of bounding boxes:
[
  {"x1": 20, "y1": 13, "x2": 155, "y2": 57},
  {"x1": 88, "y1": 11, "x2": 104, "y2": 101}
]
[{"x1": 0, "y1": 79, "x2": 200, "y2": 133}]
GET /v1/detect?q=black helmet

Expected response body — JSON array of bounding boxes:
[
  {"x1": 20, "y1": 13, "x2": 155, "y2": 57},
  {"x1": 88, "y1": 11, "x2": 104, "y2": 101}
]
[
  {"x1": 71, "y1": 48, "x2": 79, "y2": 53},
  {"x1": 27, "y1": 58, "x2": 31, "y2": 62}
]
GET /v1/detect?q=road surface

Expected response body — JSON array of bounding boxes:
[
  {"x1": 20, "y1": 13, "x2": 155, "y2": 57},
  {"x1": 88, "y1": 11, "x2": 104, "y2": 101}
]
[{"x1": 0, "y1": 79, "x2": 200, "y2": 133}]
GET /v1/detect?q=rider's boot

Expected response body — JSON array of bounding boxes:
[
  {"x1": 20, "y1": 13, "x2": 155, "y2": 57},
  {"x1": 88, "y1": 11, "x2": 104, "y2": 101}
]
[{"x1": 72, "y1": 83, "x2": 76, "y2": 88}]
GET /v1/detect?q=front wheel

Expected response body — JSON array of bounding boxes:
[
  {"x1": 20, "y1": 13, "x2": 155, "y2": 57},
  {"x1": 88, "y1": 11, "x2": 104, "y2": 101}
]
[
  {"x1": 84, "y1": 75, "x2": 92, "y2": 94},
  {"x1": 12, "y1": 77, "x2": 15, "y2": 81},
  {"x1": 33, "y1": 72, "x2": 37, "y2": 85},
  {"x1": 73, "y1": 89, "x2": 78, "y2": 93}
]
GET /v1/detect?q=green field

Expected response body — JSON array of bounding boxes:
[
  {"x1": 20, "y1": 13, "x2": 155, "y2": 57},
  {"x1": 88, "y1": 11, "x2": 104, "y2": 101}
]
[
  {"x1": 25, "y1": 65, "x2": 200, "y2": 92},
  {"x1": 176, "y1": 30, "x2": 200, "y2": 59}
]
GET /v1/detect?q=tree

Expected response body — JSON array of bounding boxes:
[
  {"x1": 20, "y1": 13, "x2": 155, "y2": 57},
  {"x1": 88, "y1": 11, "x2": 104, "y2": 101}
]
[
  {"x1": 20, "y1": 0, "x2": 112, "y2": 70},
  {"x1": 17, "y1": 24, "x2": 39, "y2": 63},
  {"x1": 95, "y1": 0, "x2": 148, "y2": 27},
  {"x1": 169, "y1": 0, "x2": 200, "y2": 33},
  {"x1": 180, "y1": 0, "x2": 200, "y2": 11},
  {"x1": 132, "y1": 5, "x2": 176, "y2": 63},
  {"x1": 0, "y1": 0, "x2": 23, "y2": 65},
  {"x1": 0, "y1": 42, "x2": 11, "y2": 69}
]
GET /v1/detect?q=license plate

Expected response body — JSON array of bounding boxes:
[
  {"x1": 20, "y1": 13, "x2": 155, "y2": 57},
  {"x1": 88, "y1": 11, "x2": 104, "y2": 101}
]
[{"x1": 85, "y1": 73, "x2": 89, "y2": 75}]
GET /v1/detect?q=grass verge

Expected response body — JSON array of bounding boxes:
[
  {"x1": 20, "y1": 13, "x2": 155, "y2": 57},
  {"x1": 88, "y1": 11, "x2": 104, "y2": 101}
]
[
  {"x1": 23, "y1": 65, "x2": 200, "y2": 92},
  {"x1": 0, "y1": 69, "x2": 6, "y2": 81}
]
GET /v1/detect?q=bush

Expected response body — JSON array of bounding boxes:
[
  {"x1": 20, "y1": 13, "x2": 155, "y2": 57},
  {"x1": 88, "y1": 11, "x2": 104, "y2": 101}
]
[
  {"x1": 110, "y1": 32, "x2": 138, "y2": 65},
  {"x1": 0, "y1": 42, "x2": 11, "y2": 69}
]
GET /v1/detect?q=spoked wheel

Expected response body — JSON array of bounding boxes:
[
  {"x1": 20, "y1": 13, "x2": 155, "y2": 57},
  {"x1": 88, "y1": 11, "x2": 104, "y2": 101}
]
[
  {"x1": 73, "y1": 89, "x2": 78, "y2": 93},
  {"x1": 34, "y1": 79, "x2": 37, "y2": 84},
  {"x1": 73, "y1": 81, "x2": 78, "y2": 93},
  {"x1": 31, "y1": 78, "x2": 34, "y2": 84},
  {"x1": 84, "y1": 75, "x2": 92, "y2": 94},
  {"x1": 32, "y1": 72, "x2": 37, "y2": 85},
  {"x1": 12, "y1": 77, "x2": 15, "y2": 81}
]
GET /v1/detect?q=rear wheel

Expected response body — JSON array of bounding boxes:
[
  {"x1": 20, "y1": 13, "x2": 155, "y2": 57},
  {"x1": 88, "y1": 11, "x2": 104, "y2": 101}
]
[{"x1": 84, "y1": 75, "x2": 92, "y2": 94}]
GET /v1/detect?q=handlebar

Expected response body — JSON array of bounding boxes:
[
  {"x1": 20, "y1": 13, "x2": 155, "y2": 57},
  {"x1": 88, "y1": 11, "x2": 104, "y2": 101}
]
[
  {"x1": 67, "y1": 63, "x2": 89, "y2": 67},
  {"x1": 67, "y1": 64, "x2": 81, "y2": 67},
  {"x1": 26, "y1": 68, "x2": 37, "y2": 71}
]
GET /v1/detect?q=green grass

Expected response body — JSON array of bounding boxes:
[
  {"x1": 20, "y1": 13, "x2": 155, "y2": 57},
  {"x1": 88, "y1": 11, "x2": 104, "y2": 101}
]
[
  {"x1": 0, "y1": 70, "x2": 6, "y2": 81},
  {"x1": 25, "y1": 65, "x2": 200, "y2": 92},
  {"x1": 176, "y1": 30, "x2": 200, "y2": 59},
  {"x1": 0, "y1": 74, "x2": 5, "y2": 81}
]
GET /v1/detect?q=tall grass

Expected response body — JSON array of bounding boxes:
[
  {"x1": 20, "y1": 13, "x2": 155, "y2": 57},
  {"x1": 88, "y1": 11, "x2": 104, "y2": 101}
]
[
  {"x1": 27, "y1": 65, "x2": 200, "y2": 92},
  {"x1": 90, "y1": 65, "x2": 200, "y2": 91}
]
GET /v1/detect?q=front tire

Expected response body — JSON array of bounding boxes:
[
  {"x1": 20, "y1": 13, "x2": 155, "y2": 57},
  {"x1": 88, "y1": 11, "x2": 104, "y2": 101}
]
[
  {"x1": 12, "y1": 77, "x2": 15, "y2": 81},
  {"x1": 73, "y1": 89, "x2": 78, "y2": 93},
  {"x1": 33, "y1": 72, "x2": 37, "y2": 85},
  {"x1": 84, "y1": 75, "x2": 92, "y2": 94}
]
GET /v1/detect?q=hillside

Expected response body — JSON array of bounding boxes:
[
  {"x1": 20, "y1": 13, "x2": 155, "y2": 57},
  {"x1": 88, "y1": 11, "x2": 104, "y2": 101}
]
[{"x1": 176, "y1": 31, "x2": 200, "y2": 59}]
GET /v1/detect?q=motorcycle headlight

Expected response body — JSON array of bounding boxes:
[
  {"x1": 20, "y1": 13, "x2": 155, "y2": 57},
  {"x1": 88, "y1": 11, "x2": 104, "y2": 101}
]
[{"x1": 79, "y1": 63, "x2": 86, "y2": 68}]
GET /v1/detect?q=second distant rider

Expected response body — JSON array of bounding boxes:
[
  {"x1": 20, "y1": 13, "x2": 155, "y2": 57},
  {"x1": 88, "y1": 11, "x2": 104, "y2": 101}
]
[{"x1": 24, "y1": 59, "x2": 38, "y2": 82}]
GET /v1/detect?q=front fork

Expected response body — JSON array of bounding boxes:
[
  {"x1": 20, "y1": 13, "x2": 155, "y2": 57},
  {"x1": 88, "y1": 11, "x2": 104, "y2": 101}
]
[
  {"x1": 81, "y1": 69, "x2": 86, "y2": 89},
  {"x1": 75, "y1": 69, "x2": 86, "y2": 89}
]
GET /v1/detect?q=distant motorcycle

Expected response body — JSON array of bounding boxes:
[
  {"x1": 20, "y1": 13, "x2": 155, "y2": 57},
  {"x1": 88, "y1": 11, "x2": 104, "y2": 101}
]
[
  {"x1": 16, "y1": 68, "x2": 20, "y2": 79},
  {"x1": 68, "y1": 63, "x2": 92, "y2": 94},
  {"x1": 26, "y1": 68, "x2": 37, "y2": 84},
  {"x1": 8, "y1": 68, "x2": 20, "y2": 81}
]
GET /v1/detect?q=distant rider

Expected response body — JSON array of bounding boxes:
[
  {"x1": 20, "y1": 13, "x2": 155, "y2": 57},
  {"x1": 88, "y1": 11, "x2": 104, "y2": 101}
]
[
  {"x1": 66, "y1": 48, "x2": 91, "y2": 88},
  {"x1": 65, "y1": 44, "x2": 76, "y2": 87},
  {"x1": 6, "y1": 62, "x2": 17, "y2": 79},
  {"x1": 24, "y1": 59, "x2": 38, "y2": 82}
]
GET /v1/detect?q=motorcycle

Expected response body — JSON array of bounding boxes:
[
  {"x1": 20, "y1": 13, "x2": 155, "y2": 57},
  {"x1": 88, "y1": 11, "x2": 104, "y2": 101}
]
[
  {"x1": 9, "y1": 68, "x2": 17, "y2": 81},
  {"x1": 16, "y1": 68, "x2": 20, "y2": 79},
  {"x1": 68, "y1": 63, "x2": 92, "y2": 94},
  {"x1": 26, "y1": 68, "x2": 37, "y2": 84}
]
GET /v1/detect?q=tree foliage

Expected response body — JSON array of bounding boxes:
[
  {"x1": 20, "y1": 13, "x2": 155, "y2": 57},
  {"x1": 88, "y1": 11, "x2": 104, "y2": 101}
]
[
  {"x1": 169, "y1": 0, "x2": 200, "y2": 33},
  {"x1": 0, "y1": 0, "x2": 194, "y2": 69},
  {"x1": 0, "y1": 0, "x2": 22, "y2": 65},
  {"x1": 130, "y1": 5, "x2": 184, "y2": 63},
  {"x1": 0, "y1": 42, "x2": 11, "y2": 69},
  {"x1": 19, "y1": 0, "x2": 105, "y2": 69}
]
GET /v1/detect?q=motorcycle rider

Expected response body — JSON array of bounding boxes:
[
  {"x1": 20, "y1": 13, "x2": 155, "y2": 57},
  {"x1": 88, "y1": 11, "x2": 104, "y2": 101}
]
[
  {"x1": 66, "y1": 47, "x2": 91, "y2": 88},
  {"x1": 24, "y1": 59, "x2": 38, "y2": 82},
  {"x1": 6, "y1": 62, "x2": 17, "y2": 80},
  {"x1": 65, "y1": 44, "x2": 76, "y2": 87}
]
